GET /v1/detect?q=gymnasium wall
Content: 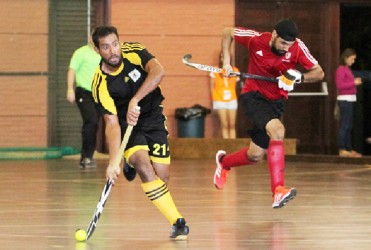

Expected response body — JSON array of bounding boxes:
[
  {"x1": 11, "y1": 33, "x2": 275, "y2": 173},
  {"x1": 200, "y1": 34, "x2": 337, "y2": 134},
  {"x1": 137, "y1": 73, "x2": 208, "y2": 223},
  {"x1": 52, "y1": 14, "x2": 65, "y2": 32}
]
[
  {"x1": 110, "y1": 0, "x2": 235, "y2": 138},
  {"x1": 1, "y1": 0, "x2": 360, "y2": 154},
  {"x1": 0, "y1": 0, "x2": 234, "y2": 148},
  {"x1": 0, "y1": 0, "x2": 48, "y2": 147}
]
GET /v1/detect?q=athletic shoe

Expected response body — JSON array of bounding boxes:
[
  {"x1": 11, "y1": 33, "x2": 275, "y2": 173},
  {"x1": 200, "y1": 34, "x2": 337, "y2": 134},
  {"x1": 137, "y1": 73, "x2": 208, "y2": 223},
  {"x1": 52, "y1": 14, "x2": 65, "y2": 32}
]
[
  {"x1": 339, "y1": 150, "x2": 354, "y2": 157},
  {"x1": 123, "y1": 162, "x2": 136, "y2": 181},
  {"x1": 79, "y1": 159, "x2": 84, "y2": 169},
  {"x1": 272, "y1": 185, "x2": 297, "y2": 209},
  {"x1": 169, "y1": 218, "x2": 189, "y2": 240},
  {"x1": 350, "y1": 150, "x2": 362, "y2": 158},
  {"x1": 339, "y1": 150, "x2": 362, "y2": 158},
  {"x1": 80, "y1": 158, "x2": 96, "y2": 169},
  {"x1": 213, "y1": 150, "x2": 229, "y2": 189}
]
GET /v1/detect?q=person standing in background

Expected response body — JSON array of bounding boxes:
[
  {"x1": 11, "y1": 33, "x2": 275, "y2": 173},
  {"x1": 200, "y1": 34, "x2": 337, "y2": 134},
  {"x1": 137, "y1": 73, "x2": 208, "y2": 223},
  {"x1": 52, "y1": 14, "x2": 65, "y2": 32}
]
[
  {"x1": 336, "y1": 48, "x2": 362, "y2": 158},
  {"x1": 210, "y1": 53, "x2": 240, "y2": 139},
  {"x1": 67, "y1": 37, "x2": 101, "y2": 168}
]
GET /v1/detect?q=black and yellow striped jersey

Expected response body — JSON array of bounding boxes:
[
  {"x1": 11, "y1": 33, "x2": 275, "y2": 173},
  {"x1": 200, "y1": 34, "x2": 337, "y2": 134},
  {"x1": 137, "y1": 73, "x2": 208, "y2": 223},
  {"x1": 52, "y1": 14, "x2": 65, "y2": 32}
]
[{"x1": 92, "y1": 42, "x2": 165, "y2": 126}]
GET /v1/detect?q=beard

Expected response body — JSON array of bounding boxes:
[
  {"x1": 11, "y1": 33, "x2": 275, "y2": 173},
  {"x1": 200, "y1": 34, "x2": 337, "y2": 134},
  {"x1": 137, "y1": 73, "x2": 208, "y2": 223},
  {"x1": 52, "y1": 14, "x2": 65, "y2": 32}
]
[
  {"x1": 270, "y1": 37, "x2": 286, "y2": 56},
  {"x1": 102, "y1": 55, "x2": 123, "y2": 68},
  {"x1": 271, "y1": 45, "x2": 286, "y2": 56}
]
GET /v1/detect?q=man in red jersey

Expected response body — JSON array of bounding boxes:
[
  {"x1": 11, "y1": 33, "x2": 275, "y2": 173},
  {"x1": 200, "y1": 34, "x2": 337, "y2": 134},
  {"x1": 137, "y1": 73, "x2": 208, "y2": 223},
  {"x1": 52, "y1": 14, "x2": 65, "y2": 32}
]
[{"x1": 213, "y1": 19, "x2": 324, "y2": 208}]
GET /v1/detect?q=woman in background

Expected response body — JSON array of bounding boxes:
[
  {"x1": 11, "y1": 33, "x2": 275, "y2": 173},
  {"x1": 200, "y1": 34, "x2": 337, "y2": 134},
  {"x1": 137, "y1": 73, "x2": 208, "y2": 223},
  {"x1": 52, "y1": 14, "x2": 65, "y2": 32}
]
[
  {"x1": 210, "y1": 53, "x2": 240, "y2": 139},
  {"x1": 336, "y1": 48, "x2": 362, "y2": 157}
]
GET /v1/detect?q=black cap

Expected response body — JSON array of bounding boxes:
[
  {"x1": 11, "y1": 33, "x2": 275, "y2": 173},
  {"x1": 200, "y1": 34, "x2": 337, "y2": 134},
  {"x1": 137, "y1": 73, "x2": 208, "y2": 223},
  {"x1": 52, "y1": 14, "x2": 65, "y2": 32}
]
[{"x1": 274, "y1": 19, "x2": 298, "y2": 41}]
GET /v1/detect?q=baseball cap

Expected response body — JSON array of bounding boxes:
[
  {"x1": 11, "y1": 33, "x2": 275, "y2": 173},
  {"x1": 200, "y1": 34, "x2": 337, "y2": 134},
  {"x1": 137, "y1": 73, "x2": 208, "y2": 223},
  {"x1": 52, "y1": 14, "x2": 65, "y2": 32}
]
[{"x1": 274, "y1": 19, "x2": 298, "y2": 41}]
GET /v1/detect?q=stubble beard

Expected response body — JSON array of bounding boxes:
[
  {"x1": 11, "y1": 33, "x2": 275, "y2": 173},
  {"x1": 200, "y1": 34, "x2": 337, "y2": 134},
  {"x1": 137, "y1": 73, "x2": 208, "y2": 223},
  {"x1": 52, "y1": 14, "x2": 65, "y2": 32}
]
[
  {"x1": 270, "y1": 37, "x2": 286, "y2": 56},
  {"x1": 103, "y1": 55, "x2": 123, "y2": 69}
]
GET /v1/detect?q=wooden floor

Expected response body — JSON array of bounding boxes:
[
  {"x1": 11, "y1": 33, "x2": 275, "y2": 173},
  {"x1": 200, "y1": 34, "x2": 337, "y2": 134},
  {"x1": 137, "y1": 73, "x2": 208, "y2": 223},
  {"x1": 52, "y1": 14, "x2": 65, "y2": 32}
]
[{"x1": 1, "y1": 157, "x2": 371, "y2": 249}]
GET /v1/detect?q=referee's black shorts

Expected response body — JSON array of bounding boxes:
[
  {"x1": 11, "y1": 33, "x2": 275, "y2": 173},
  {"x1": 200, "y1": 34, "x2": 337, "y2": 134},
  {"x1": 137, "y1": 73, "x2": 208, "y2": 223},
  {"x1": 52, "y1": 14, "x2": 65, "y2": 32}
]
[{"x1": 240, "y1": 91, "x2": 284, "y2": 149}]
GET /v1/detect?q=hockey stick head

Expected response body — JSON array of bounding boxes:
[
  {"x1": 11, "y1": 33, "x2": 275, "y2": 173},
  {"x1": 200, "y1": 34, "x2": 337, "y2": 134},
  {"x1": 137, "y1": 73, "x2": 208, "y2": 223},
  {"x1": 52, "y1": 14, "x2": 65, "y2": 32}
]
[
  {"x1": 85, "y1": 179, "x2": 113, "y2": 240},
  {"x1": 182, "y1": 54, "x2": 192, "y2": 64},
  {"x1": 182, "y1": 54, "x2": 223, "y2": 73}
]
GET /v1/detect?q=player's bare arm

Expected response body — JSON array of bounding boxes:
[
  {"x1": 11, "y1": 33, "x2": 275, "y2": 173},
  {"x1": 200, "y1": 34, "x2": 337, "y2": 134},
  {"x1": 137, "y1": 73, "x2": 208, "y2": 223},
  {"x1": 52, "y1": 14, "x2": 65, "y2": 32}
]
[
  {"x1": 104, "y1": 114, "x2": 122, "y2": 181},
  {"x1": 128, "y1": 58, "x2": 164, "y2": 125},
  {"x1": 302, "y1": 64, "x2": 325, "y2": 83},
  {"x1": 128, "y1": 58, "x2": 163, "y2": 123},
  {"x1": 132, "y1": 58, "x2": 164, "y2": 102},
  {"x1": 126, "y1": 107, "x2": 141, "y2": 126},
  {"x1": 66, "y1": 68, "x2": 76, "y2": 103},
  {"x1": 221, "y1": 27, "x2": 235, "y2": 75}
]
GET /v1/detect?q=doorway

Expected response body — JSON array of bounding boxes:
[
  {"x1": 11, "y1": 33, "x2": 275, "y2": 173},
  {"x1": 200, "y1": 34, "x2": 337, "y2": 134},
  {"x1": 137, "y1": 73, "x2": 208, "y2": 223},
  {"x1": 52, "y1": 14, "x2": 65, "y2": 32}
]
[{"x1": 340, "y1": 4, "x2": 371, "y2": 155}]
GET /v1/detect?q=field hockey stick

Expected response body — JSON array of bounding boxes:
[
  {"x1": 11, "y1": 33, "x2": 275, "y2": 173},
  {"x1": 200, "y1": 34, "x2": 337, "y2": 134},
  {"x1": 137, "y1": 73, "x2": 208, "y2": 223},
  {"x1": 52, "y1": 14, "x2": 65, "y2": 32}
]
[
  {"x1": 85, "y1": 178, "x2": 113, "y2": 240},
  {"x1": 182, "y1": 54, "x2": 278, "y2": 83},
  {"x1": 85, "y1": 107, "x2": 139, "y2": 240}
]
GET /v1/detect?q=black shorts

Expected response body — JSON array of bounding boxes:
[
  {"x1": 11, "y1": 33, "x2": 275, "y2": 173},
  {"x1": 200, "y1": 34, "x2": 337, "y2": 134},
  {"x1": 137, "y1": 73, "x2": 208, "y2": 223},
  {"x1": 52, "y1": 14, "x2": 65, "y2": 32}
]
[
  {"x1": 240, "y1": 91, "x2": 284, "y2": 149},
  {"x1": 122, "y1": 118, "x2": 170, "y2": 165}
]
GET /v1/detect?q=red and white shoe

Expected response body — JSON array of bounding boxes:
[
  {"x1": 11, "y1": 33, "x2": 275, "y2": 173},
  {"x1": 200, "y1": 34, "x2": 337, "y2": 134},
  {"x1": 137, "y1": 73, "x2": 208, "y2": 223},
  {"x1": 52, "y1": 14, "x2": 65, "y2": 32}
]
[
  {"x1": 213, "y1": 150, "x2": 230, "y2": 189},
  {"x1": 272, "y1": 185, "x2": 297, "y2": 209}
]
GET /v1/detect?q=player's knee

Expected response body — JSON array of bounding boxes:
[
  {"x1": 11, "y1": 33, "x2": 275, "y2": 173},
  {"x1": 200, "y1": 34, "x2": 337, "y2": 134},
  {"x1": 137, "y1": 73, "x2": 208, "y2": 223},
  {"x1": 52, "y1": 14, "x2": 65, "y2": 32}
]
[
  {"x1": 135, "y1": 164, "x2": 157, "y2": 182},
  {"x1": 267, "y1": 125, "x2": 285, "y2": 140},
  {"x1": 250, "y1": 155, "x2": 263, "y2": 162},
  {"x1": 248, "y1": 152, "x2": 264, "y2": 162},
  {"x1": 159, "y1": 174, "x2": 169, "y2": 185},
  {"x1": 273, "y1": 128, "x2": 285, "y2": 140},
  {"x1": 154, "y1": 165, "x2": 170, "y2": 184}
]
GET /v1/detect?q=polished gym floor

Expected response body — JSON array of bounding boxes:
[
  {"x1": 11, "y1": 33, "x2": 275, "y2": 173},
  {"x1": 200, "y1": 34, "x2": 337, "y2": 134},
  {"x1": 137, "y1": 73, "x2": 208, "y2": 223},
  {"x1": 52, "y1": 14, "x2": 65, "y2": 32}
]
[{"x1": 0, "y1": 157, "x2": 371, "y2": 249}]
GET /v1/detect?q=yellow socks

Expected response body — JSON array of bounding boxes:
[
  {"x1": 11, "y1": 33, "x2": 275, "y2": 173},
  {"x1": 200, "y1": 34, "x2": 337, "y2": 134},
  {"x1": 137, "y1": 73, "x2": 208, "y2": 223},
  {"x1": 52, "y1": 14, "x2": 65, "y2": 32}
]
[{"x1": 141, "y1": 178, "x2": 182, "y2": 225}]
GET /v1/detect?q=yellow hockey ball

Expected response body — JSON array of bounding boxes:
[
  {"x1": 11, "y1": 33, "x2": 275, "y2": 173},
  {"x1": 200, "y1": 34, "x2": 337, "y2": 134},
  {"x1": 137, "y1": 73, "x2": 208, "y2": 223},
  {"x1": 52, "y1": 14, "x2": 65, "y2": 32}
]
[{"x1": 75, "y1": 229, "x2": 87, "y2": 242}]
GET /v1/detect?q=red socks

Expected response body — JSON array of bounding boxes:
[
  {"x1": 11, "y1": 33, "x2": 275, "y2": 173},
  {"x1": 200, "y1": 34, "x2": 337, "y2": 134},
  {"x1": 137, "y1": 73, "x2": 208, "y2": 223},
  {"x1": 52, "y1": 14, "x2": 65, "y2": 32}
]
[
  {"x1": 220, "y1": 147, "x2": 255, "y2": 169},
  {"x1": 267, "y1": 140, "x2": 285, "y2": 193},
  {"x1": 220, "y1": 141, "x2": 285, "y2": 194}
]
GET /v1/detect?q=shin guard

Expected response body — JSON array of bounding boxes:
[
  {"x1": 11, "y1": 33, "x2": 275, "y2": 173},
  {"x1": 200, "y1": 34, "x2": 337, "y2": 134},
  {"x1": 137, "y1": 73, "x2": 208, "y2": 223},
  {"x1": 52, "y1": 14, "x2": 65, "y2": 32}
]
[{"x1": 267, "y1": 140, "x2": 285, "y2": 193}]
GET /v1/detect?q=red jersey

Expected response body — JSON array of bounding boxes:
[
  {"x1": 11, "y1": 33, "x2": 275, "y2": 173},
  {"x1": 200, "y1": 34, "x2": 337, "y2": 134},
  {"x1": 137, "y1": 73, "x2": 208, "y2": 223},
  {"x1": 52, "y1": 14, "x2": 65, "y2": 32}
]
[{"x1": 234, "y1": 28, "x2": 318, "y2": 100}]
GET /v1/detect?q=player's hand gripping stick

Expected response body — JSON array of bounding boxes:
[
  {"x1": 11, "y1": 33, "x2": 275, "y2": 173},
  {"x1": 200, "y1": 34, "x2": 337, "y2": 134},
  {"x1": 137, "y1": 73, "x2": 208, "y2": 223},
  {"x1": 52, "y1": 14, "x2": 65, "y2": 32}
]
[{"x1": 278, "y1": 69, "x2": 303, "y2": 92}]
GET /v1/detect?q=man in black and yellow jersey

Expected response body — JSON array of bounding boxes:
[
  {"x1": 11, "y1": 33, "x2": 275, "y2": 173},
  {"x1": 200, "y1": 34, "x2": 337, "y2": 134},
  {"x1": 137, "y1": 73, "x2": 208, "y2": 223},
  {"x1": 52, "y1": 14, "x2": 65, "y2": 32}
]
[{"x1": 91, "y1": 26, "x2": 189, "y2": 240}]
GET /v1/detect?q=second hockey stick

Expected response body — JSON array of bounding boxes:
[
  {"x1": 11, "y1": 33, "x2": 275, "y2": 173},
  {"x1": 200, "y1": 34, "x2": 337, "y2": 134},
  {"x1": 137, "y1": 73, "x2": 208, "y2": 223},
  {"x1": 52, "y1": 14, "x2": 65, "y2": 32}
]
[{"x1": 182, "y1": 54, "x2": 278, "y2": 83}]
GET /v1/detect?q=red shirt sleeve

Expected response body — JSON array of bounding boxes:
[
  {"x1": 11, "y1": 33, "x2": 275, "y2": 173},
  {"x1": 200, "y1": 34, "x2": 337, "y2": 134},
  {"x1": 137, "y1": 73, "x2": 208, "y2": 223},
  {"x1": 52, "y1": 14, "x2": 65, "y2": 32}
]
[
  {"x1": 296, "y1": 39, "x2": 318, "y2": 70},
  {"x1": 234, "y1": 27, "x2": 261, "y2": 47}
]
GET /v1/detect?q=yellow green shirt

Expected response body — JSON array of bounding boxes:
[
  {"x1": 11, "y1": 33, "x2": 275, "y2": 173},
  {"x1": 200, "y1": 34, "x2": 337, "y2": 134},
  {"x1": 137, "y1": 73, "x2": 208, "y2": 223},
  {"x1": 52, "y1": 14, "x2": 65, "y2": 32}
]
[{"x1": 69, "y1": 44, "x2": 101, "y2": 91}]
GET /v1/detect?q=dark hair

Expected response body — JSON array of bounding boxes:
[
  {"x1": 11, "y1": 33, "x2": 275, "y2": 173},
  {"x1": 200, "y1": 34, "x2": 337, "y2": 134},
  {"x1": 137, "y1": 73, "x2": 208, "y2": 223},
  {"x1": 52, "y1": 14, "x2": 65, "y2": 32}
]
[
  {"x1": 340, "y1": 48, "x2": 356, "y2": 65},
  {"x1": 274, "y1": 19, "x2": 298, "y2": 41},
  {"x1": 92, "y1": 26, "x2": 119, "y2": 48}
]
